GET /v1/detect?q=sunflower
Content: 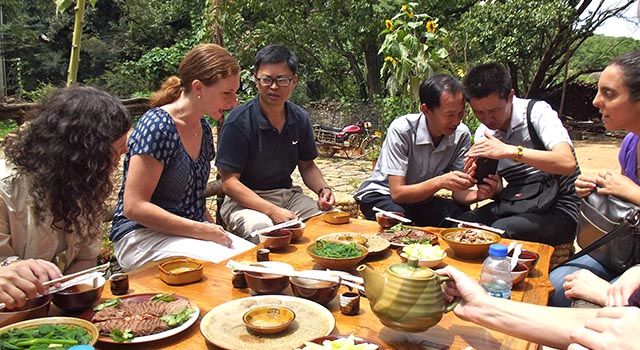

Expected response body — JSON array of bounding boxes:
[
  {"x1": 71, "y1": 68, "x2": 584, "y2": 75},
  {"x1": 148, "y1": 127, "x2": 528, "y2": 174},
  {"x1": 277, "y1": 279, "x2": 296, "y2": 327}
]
[
  {"x1": 401, "y1": 4, "x2": 408, "y2": 12},
  {"x1": 385, "y1": 19, "x2": 394, "y2": 31},
  {"x1": 408, "y1": 11, "x2": 414, "y2": 19},
  {"x1": 426, "y1": 20, "x2": 437, "y2": 34}
]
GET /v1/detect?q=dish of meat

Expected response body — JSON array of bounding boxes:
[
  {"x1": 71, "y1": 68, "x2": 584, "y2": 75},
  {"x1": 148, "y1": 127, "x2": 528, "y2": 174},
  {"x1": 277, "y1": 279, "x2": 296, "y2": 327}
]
[
  {"x1": 377, "y1": 226, "x2": 439, "y2": 248},
  {"x1": 80, "y1": 293, "x2": 199, "y2": 344}
]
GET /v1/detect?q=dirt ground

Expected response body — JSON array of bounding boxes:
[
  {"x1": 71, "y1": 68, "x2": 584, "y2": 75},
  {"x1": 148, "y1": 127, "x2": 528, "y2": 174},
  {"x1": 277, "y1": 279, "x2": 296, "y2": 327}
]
[{"x1": 573, "y1": 138, "x2": 622, "y2": 175}]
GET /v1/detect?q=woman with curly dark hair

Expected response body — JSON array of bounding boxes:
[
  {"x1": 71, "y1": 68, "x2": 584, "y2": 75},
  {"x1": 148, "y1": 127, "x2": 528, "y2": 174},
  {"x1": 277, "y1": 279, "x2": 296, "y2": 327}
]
[{"x1": 0, "y1": 85, "x2": 131, "y2": 287}]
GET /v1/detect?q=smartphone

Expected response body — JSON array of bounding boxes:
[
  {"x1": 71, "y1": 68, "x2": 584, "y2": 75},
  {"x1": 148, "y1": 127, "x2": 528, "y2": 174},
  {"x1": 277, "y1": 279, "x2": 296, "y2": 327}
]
[{"x1": 473, "y1": 157, "x2": 499, "y2": 184}]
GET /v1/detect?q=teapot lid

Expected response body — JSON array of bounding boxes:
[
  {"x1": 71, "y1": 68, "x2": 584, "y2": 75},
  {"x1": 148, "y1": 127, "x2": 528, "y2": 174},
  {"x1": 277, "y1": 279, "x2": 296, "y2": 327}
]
[{"x1": 389, "y1": 257, "x2": 434, "y2": 278}]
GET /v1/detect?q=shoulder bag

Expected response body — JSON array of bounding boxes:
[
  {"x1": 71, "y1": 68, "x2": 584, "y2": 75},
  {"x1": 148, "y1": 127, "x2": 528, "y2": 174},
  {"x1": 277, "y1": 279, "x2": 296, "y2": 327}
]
[
  {"x1": 567, "y1": 191, "x2": 640, "y2": 275},
  {"x1": 496, "y1": 100, "x2": 559, "y2": 216}
]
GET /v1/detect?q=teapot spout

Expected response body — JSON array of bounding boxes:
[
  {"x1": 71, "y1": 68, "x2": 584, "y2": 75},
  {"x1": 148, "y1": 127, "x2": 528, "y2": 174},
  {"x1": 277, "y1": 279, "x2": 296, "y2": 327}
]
[{"x1": 356, "y1": 264, "x2": 384, "y2": 303}]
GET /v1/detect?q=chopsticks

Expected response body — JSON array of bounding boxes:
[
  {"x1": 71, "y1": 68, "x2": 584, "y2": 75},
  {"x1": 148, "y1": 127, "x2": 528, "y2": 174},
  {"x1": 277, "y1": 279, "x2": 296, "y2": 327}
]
[
  {"x1": 249, "y1": 219, "x2": 303, "y2": 238},
  {"x1": 372, "y1": 207, "x2": 412, "y2": 223},
  {"x1": 0, "y1": 262, "x2": 109, "y2": 310},
  {"x1": 226, "y1": 260, "x2": 365, "y2": 292},
  {"x1": 444, "y1": 217, "x2": 505, "y2": 235}
]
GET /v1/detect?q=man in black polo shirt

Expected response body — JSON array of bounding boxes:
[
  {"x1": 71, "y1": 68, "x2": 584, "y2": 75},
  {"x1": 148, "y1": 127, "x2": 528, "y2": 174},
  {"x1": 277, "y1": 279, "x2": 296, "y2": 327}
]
[{"x1": 216, "y1": 44, "x2": 335, "y2": 243}]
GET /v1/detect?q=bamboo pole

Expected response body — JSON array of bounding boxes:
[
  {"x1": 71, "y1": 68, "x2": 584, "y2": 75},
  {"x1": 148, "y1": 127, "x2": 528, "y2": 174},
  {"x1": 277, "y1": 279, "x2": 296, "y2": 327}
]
[{"x1": 66, "y1": 0, "x2": 86, "y2": 86}]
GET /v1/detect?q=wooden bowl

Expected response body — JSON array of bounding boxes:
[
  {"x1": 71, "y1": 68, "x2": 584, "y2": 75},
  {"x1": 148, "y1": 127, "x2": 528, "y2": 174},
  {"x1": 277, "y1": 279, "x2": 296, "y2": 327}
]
[
  {"x1": 0, "y1": 295, "x2": 52, "y2": 327},
  {"x1": 52, "y1": 276, "x2": 105, "y2": 313},
  {"x1": 508, "y1": 249, "x2": 540, "y2": 269},
  {"x1": 287, "y1": 222, "x2": 306, "y2": 242},
  {"x1": 305, "y1": 241, "x2": 368, "y2": 271},
  {"x1": 243, "y1": 306, "x2": 296, "y2": 334},
  {"x1": 322, "y1": 211, "x2": 350, "y2": 224},
  {"x1": 0, "y1": 316, "x2": 99, "y2": 345},
  {"x1": 511, "y1": 261, "x2": 531, "y2": 285},
  {"x1": 375, "y1": 212, "x2": 404, "y2": 229},
  {"x1": 259, "y1": 230, "x2": 292, "y2": 250},
  {"x1": 244, "y1": 261, "x2": 294, "y2": 295},
  {"x1": 440, "y1": 228, "x2": 501, "y2": 260},
  {"x1": 158, "y1": 258, "x2": 204, "y2": 285},
  {"x1": 289, "y1": 270, "x2": 340, "y2": 305}
]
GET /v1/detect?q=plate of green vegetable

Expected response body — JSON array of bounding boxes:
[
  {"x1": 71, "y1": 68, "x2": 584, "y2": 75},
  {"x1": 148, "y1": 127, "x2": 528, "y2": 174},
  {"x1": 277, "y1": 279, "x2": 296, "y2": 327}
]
[
  {"x1": 0, "y1": 316, "x2": 98, "y2": 349},
  {"x1": 305, "y1": 240, "x2": 368, "y2": 271}
]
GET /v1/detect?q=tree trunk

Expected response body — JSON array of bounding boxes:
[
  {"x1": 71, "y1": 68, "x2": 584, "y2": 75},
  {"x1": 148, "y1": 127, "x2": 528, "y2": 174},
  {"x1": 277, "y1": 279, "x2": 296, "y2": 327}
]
[{"x1": 362, "y1": 38, "x2": 381, "y2": 101}]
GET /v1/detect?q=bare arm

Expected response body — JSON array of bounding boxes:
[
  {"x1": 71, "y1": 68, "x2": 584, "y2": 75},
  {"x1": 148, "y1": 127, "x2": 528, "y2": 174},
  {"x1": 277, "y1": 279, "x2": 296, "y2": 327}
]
[
  {"x1": 219, "y1": 169, "x2": 297, "y2": 223},
  {"x1": 467, "y1": 131, "x2": 577, "y2": 176},
  {"x1": 123, "y1": 154, "x2": 232, "y2": 246},
  {"x1": 298, "y1": 160, "x2": 334, "y2": 211},
  {"x1": 437, "y1": 265, "x2": 600, "y2": 349}
]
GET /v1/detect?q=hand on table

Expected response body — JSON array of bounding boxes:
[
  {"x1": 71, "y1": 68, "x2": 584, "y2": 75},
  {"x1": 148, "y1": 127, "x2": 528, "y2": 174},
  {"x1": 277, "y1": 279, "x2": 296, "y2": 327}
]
[
  {"x1": 0, "y1": 259, "x2": 61, "y2": 309},
  {"x1": 568, "y1": 306, "x2": 640, "y2": 350}
]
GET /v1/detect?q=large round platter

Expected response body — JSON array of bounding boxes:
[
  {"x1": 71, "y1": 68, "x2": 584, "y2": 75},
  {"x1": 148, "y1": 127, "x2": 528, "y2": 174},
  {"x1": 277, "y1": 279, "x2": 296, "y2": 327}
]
[
  {"x1": 0, "y1": 316, "x2": 99, "y2": 345},
  {"x1": 80, "y1": 293, "x2": 199, "y2": 344},
  {"x1": 200, "y1": 295, "x2": 335, "y2": 350},
  {"x1": 377, "y1": 227, "x2": 439, "y2": 248},
  {"x1": 316, "y1": 232, "x2": 390, "y2": 254}
]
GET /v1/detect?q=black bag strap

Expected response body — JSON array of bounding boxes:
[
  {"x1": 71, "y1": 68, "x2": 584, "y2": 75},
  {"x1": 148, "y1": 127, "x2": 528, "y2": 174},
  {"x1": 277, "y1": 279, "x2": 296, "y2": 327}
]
[
  {"x1": 525, "y1": 99, "x2": 545, "y2": 151},
  {"x1": 559, "y1": 206, "x2": 640, "y2": 266}
]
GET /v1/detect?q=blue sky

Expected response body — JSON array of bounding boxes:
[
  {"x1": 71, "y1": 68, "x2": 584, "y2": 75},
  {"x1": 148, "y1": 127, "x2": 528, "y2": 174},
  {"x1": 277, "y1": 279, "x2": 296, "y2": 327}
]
[{"x1": 592, "y1": 0, "x2": 640, "y2": 39}]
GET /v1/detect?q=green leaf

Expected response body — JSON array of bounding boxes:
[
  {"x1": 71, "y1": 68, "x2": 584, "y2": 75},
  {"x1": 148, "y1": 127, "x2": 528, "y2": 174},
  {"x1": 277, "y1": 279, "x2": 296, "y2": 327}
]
[
  {"x1": 151, "y1": 293, "x2": 176, "y2": 302},
  {"x1": 93, "y1": 298, "x2": 122, "y2": 311},
  {"x1": 110, "y1": 328, "x2": 135, "y2": 343},
  {"x1": 55, "y1": 0, "x2": 74, "y2": 14},
  {"x1": 160, "y1": 307, "x2": 195, "y2": 327}
]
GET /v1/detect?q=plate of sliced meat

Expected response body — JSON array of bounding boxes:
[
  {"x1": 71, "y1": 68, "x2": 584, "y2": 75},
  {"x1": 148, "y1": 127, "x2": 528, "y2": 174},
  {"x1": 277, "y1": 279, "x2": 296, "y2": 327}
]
[
  {"x1": 80, "y1": 293, "x2": 199, "y2": 344},
  {"x1": 377, "y1": 224, "x2": 439, "y2": 248}
]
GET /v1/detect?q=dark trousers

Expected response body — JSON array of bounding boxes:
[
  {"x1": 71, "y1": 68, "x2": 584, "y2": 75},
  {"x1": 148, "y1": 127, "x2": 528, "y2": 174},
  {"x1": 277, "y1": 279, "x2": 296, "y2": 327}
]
[
  {"x1": 357, "y1": 192, "x2": 467, "y2": 227},
  {"x1": 456, "y1": 201, "x2": 576, "y2": 245}
]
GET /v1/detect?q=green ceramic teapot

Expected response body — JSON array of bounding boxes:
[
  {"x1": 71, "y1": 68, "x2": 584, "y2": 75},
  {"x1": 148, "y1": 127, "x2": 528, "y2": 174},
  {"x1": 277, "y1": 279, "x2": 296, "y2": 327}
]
[{"x1": 356, "y1": 258, "x2": 458, "y2": 332}]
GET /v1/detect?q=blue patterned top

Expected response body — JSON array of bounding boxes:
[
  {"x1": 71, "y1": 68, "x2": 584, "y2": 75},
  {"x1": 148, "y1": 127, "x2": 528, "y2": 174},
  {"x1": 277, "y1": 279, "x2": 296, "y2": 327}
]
[{"x1": 109, "y1": 108, "x2": 214, "y2": 242}]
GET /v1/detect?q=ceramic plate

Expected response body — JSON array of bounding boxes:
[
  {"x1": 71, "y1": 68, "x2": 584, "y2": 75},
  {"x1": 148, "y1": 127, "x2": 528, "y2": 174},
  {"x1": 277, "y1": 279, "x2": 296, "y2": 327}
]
[
  {"x1": 316, "y1": 232, "x2": 390, "y2": 254},
  {"x1": 80, "y1": 293, "x2": 199, "y2": 344},
  {"x1": 200, "y1": 295, "x2": 335, "y2": 350},
  {"x1": 0, "y1": 316, "x2": 99, "y2": 345},
  {"x1": 377, "y1": 228, "x2": 439, "y2": 248}
]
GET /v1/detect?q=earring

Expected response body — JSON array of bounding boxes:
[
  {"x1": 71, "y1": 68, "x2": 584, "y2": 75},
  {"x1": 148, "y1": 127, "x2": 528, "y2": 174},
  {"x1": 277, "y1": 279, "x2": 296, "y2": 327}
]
[{"x1": 197, "y1": 95, "x2": 201, "y2": 99}]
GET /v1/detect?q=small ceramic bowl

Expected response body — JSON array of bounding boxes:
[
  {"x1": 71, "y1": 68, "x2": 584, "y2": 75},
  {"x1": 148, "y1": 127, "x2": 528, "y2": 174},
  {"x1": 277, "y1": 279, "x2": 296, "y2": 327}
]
[
  {"x1": 158, "y1": 258, "x2": 204, "y2": 285},
  {"x1": 298, "y1": 335, "x2": 384, "y2": 349},
  {"x1": 511, "y1": 261, "x2": 531, "y2": 285},
  {"x1": 244, "y1": 261, "x2": 294, "y2": 295},
  {"x1": 289, "y1": 270, "x2": 340, "y2": 306},
  {"x1": 287, "y1": 222, "x2": 306, "y2": 242},
  {"x1": 322, "y1": 211, "x2": 350, "y2": 225},
  {"x1": 243, "y1": 305, "x2": 296, "y2": 335},
  {"x1": 397, "y1": 247, "x2": 447, "y2": 268},
  {"x1": 508, "y1": 249, "x2": 540, "y2": 269},
  {"x1": 305, "y1": 240, "x2": 368, "y2": 271},
  {"x1": 52, "y1": 276, "x2": 105, "y2": 314},
  {"x1": 440, "y1": 228, "x2": 501, "y2": 260},
  {"x1": 259, "y1": 229, "x2": 293, "y2": 250},
  {"x1": 0, "y1": 295, "x2": 52, "y2": 327},
  {"x1": 375, "y1": 212, "x2": 404, "y2": 229}
]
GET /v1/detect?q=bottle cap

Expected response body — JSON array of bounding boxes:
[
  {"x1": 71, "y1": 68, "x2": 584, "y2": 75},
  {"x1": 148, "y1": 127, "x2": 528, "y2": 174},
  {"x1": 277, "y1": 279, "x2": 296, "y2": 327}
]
[
  {"x1": 488, "y1": 243, "x2": 508, "y2": 257},
  {"x1": 68, "y1": 345, "x2": 95, "y2": 350}
]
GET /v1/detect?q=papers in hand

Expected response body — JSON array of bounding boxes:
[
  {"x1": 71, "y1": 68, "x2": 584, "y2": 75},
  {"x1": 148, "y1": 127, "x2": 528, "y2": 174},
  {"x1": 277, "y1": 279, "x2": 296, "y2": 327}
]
[{"x1": 249, "y1": 219, "x2": 302, "y2": 237}]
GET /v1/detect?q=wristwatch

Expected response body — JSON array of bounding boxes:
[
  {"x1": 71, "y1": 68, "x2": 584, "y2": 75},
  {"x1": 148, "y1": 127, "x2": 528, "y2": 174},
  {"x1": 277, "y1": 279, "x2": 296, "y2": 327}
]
[
  {"x1": 514, "y1": 145, "x2": 524, "y2": 162},
  {"x1": 1, "y1": 256, "x2": 21, "y2": 266}
]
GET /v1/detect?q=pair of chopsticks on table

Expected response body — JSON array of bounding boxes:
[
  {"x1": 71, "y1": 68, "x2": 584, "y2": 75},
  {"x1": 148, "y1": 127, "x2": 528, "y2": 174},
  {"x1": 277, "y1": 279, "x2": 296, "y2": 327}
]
[
  {"x1": 0, "y1": 262, "x2": 109, "y2": 310},
  {"x1": 226, "y1": 260, "x2": 365, "y2": 293}
]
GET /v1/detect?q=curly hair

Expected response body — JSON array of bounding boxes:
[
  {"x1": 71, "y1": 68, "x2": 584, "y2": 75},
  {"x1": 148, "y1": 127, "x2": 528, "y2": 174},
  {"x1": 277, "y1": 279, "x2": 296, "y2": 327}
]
[
  {"x1": 150, "y1": 44, "x2": 240, "y2": 107},
  {"x1": 4, "y1": 85, "x2": 131, "y2": 241}
]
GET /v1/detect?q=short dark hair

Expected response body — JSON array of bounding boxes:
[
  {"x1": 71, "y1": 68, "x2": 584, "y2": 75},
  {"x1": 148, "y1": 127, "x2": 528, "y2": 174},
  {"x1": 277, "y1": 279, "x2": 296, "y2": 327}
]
[
  {"x1": 612, "y1": 50, "x2": 640, "y2": 101},
  {"x1": 419, "y1": 74, "x2": 462, "y2": 110},
  {"x1": 254, "y1": 44, "x2": 298, "y2": 75},
  {"x1": 462, "y1": 63, "x2": 512, "y2": 100}
]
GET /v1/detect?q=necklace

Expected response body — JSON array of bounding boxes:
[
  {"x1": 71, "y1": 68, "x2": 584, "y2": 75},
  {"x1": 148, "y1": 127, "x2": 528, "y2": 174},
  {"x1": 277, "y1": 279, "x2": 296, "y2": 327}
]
[{"x1": 178, "y1": 106, "x2": 199, "y2": 137}]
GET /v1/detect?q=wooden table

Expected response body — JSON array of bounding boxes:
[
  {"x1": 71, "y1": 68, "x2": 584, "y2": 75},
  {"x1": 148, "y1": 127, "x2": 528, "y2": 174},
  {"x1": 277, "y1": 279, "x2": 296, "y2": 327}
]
[{"x1": 83, "y1": 216, "x2": 555, "y2": 350}]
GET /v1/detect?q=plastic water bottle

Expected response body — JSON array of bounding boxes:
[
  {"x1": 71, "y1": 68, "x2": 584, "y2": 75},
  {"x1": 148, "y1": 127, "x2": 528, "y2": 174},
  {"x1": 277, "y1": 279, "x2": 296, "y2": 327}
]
[{"x1": 479, "y1": 243, "x2": 513, "y2": 299}]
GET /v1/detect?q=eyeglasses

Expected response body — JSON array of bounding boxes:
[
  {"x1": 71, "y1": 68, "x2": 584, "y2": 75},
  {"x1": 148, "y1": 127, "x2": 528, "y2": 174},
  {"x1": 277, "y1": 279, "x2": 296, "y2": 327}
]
[{"x1": 257, "y1": 76, "x2": 294, "y2": 87}]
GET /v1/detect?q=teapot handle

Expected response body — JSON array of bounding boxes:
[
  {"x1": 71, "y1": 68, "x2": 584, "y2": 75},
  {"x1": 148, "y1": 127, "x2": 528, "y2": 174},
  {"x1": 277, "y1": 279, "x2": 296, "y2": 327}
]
[{"x1": 437, "y1": 275, "x2": 461, "y2": 313}]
